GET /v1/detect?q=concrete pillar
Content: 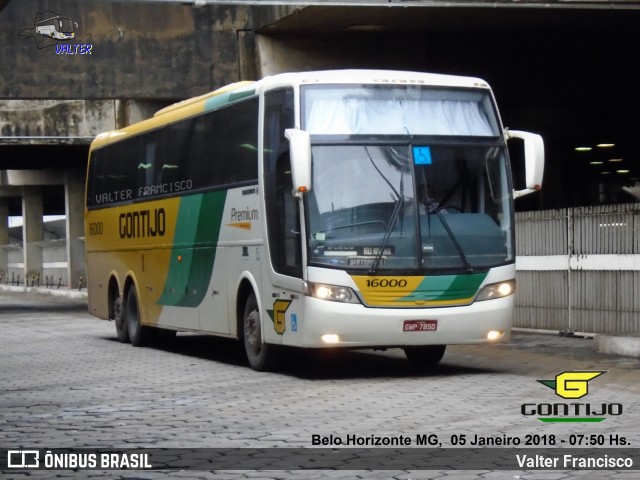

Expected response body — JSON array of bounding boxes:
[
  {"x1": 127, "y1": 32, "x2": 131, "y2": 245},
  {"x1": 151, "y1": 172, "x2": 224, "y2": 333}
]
[
  {"x1": 0, "y1": 198, "x2": 8, "y2": 281},
  {"x1": 238, "y1": 30, "x2": 258, "y2": 81},
  {"x1": 22, "y1": 186, "x2": 43, "y2": 286},
  {"x1": 65, "y1": 172, "x2": 86, "y2": 289}
]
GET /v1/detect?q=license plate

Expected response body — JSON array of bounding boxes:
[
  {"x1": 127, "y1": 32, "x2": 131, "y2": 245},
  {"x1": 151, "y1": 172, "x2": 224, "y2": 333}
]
[{"x1": 403, "y1": 320, "x2": 438, "y2": 332}]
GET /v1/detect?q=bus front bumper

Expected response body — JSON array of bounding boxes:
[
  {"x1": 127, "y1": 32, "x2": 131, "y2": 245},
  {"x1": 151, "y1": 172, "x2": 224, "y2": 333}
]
[{"x1": 298, "y1": 295, "x2": 513, "y2": 348}]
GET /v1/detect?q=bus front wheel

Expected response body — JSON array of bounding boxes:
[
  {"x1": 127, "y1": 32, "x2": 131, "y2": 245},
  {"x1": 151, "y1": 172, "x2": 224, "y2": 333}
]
[
  {"x1": 403, "y1": 345, "x2": 446, "y2": 367},
  {"x1": 125, "y1": 287, "x2": 149, "y2": 347},
  {"x1": 242, "y1": 292, "x2": 279, "y2": 371}
]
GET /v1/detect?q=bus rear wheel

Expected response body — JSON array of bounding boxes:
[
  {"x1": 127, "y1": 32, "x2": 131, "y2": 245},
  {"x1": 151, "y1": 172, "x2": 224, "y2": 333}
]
[
  {"x1": 112, "y1": 295, "x2": 129, "y2": 343},
  {"x1": 403, "y1": 345, "x2": 446, "y2": 367},
  {"x1": 242, "y1": 292, "x2": 279, "y2": 371},
  {"x1": 125, "y1": 287, "x2": 149, "y2": 347}
]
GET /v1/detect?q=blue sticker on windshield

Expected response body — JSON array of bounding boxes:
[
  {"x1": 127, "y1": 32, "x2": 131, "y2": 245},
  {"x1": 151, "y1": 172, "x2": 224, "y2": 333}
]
[{"x1": 413, "y1": 146, "x2": 432, "y2": 165}]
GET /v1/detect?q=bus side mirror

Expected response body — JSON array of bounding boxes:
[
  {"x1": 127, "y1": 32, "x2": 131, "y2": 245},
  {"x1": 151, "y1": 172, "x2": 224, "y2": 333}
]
[
  {"x1": 507, "y1": 130, "x2": 545, "y2": 199},
  {"x1": 285, "y1": 128, "x2": 312, "y2": 194}
]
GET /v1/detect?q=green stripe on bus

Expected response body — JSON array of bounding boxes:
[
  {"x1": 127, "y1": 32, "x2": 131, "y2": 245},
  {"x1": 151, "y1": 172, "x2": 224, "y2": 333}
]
[
  {"x1": 158, "y1": 190, "x2": 227, "y2": 308},
  {"x1": 397, "y1": 272, "x2": 487, "y2": 303},
  {"x1": 439, "y1": 272, "x2": 488, "y2": 301},
  {"x1": 204, "y1": 89, "x2": 256, "y2": 112},
  {"x1": 538, "y1": 418, "x2": 606, "y2": 423}
]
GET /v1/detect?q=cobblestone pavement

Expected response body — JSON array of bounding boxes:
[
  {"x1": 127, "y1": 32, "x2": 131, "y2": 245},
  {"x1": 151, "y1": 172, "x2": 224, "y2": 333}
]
[{"x1": 1, "y1": 290, "x2": 639, "y2": 480}]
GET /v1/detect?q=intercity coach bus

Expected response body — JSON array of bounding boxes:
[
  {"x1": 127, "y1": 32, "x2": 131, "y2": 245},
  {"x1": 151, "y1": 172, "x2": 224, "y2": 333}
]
[
  {"x1": 35, "y1": 15, "x2": 77, "y2": 40},
  {"x1": 85, "y1": 70, "x2": 544, "y2": 371}
]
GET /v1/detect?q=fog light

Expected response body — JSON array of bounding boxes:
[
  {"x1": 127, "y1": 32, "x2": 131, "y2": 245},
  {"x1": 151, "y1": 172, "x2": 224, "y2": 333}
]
[
  {"x1": 487, "y1": 330, "x2": 504, "y2": 341},
  {"x1": 321, "y1": 334, "x2": 340, "y2": 344}
]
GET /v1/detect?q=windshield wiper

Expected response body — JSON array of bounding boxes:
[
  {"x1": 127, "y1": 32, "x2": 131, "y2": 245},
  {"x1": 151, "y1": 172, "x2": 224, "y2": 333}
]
[
  {"x1": 365, "y1": 146, "x2": 406, "y2": 275},
  {"x1": 430, "y1": 205, "x2": 474, "y2": 273},
  {"x1": 369, "y1": 192, "x2": 403, "y2": 275},
  {"x1": 420, "y1": 160, "x2": 474, "y2": 273}
]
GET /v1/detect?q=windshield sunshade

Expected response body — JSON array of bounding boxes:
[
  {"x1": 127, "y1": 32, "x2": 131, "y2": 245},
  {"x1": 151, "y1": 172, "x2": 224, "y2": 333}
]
[{"x1": 303, "y1": 85, "x2": 499, "y2": 136}]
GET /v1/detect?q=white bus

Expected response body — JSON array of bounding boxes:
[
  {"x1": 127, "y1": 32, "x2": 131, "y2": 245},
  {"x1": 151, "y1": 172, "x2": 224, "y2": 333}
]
[
  {"x1": 85, "y1": 70, "x2": 544, "y2": 371},
  {"x1": 35, "y1": 15, "x2": 77, "y2": 40}
]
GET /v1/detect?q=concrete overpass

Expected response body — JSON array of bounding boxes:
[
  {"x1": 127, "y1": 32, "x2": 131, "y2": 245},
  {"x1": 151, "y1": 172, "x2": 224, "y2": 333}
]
[{"x1": 0, "y1": 0, "x2": 639, "y2": 287}]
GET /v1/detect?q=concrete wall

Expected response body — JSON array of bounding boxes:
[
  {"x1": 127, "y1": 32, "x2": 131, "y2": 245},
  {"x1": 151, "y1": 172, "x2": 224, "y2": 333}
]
[
  {"x1": 2, "y1": 0, "x2": 253, "y2": 100},
  {"x1": 255, "y1": 32, "x2": 428, "y2": 78},
  {"x1": 0, "y1": 99, "x2": 116, "y2": 141}
]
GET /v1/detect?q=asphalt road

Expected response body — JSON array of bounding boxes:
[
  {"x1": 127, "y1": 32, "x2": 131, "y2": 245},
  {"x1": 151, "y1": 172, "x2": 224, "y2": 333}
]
[{"x1": 1, "y1": 290, "x2": 639, "y2": 479}]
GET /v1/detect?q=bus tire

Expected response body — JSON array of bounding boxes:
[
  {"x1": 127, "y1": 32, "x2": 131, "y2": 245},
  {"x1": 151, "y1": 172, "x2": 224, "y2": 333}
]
[
  {"x1": 403, "y1": 345, "x2": 446, "y2": 367},
  {"x1": 242, "y1": 292, "x2": 279, "y2": 371},
  {"x1": 112, "y1": 295, "x2": 129, "y2": 343},
  {"x1": 125, "y1": 287, "x2": 149, "y2": 347}
]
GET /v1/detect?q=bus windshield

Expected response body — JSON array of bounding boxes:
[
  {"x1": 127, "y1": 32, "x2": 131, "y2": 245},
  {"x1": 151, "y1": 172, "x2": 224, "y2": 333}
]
[
  {"x1": 302, "y1": 84, "x2": 512, "y2": 274},
  {"x1": 306, "y1": 143, "x2": 513, "y2": 273}
]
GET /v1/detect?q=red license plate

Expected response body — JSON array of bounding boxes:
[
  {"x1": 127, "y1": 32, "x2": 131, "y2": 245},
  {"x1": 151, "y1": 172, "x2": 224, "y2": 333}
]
[{"x1": 403, "y1": 320, "x2": 438, "y2": 332}]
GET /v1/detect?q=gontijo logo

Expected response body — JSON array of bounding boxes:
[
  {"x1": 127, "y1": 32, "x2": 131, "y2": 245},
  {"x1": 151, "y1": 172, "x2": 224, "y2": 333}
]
[
  {"x1": 538, "y1": 371, "x2": 605, "y2": 399},
  {"x1": 522, "y1": 370, "x2": 623, "y2": 423}
]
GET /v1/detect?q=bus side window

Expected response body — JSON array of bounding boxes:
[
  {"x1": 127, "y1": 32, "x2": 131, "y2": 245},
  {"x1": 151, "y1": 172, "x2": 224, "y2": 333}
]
[{"x1": 264, "y1": 89, "x2": 301, "y2": 278}]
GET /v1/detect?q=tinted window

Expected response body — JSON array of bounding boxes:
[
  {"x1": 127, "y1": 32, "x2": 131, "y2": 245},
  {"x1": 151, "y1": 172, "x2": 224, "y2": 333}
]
[{"x1": 87, "y1": 97, "x2": 258, "y2": 209}]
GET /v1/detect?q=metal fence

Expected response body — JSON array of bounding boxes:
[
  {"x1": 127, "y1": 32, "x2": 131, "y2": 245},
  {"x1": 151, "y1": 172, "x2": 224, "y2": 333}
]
[{"x1": 515, "y1": 203, "x2": 640, "y2": 334}]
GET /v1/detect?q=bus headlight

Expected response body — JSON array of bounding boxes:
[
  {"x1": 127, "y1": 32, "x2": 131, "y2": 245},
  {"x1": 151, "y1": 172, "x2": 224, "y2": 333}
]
[
  {"x1": 476, "y1": 280, "x2": 516, "y2": 301},
  {"x1": 306, "y1": 282, "x2": 360, "y2": 304}
]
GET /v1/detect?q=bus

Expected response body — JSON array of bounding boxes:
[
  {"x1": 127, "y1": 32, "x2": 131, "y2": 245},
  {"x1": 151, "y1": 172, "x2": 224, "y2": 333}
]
[
  {"x1": 85, "y1": 69, "x2": 544, "y2": 371},
  {"x1": 35, "y1": 15, "x2": 77, "y2": 40}
]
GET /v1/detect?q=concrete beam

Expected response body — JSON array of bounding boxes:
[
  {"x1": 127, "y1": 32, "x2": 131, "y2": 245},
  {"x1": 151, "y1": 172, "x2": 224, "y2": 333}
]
[
  {"x1": 0, "y1": 186, "x2": 23, "y2": 197},
  {"x1": 0, "y1": 100, "x2": 117, "y2": 145},
  {"x1": 0, "y1": 169, "x2": 67, "y2": 187}
]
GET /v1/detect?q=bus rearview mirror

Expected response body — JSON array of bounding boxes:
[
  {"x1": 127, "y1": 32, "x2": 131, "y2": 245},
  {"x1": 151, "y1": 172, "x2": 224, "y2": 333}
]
[
  {"x1": 285, "y1": 128, "x2": 312, "y2": 194},
  {"x1": 507, "y1": 130, "x2": 545, "y2": 199}
]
